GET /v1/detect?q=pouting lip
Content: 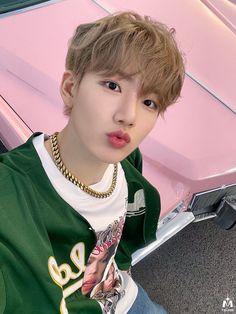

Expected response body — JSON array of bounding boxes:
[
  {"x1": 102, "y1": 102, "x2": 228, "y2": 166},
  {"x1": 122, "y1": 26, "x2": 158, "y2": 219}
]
[{"x1": 107, "y1": 130, "x2": 131, "y2": 143}]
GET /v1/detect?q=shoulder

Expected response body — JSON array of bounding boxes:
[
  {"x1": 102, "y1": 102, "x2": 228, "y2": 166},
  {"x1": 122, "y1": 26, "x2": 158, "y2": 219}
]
[
  {"x1": 0, "y1": 133, "x2": 41, "y2": 196},
  {"x1": 123, "y1": 148, "x2": 143, "y2": 174},
  {"x1": 0, "y1": 152, "x2": 28, "y2": 207},
  {"x1": 0, "y1": 133, "x2": 41, "y2": 172},
  {"x1": 0, "y1": 143, "x2": 43, "y2": 224}
]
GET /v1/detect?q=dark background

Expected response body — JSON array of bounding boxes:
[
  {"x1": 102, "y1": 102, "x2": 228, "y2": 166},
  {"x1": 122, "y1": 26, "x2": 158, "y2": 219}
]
[
  {"x1": 0, "y1": 0, "x2": 49, "y2": 14},
  {"x1": 0, "y1": 140, "x2": 7, "y2": 153}
]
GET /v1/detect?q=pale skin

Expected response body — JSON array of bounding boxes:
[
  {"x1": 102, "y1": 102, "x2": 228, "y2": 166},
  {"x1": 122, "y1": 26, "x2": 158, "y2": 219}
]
[{"x1": 45, "y1": 70, "x2": 159, "y2": 186}]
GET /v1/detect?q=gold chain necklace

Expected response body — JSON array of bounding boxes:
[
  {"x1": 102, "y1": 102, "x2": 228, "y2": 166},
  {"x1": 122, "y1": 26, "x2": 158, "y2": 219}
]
[{"x1": 49, "y1": 132, "x2": 118, "y2": 198}]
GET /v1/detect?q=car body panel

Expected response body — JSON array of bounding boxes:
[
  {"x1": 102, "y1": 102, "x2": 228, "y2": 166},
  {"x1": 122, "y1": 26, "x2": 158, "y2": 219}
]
[
  {"x1": 106, "y1": 0, "x2": 236, "y2": 113},
  {"x1": 201, "y1": 0, "x2": 236, "y2": 35},
  {"x1": 0, "y1": 94, "x2": 31, "y2": 148},
  {"x1": 0, "y1": 0, "x2": 235, "y2": 226}
]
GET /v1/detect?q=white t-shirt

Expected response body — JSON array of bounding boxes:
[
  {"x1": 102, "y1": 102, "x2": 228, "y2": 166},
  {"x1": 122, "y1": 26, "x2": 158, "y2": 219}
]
[{"x1": 33, "y1": 134, "x2": 138, "y2": 314}]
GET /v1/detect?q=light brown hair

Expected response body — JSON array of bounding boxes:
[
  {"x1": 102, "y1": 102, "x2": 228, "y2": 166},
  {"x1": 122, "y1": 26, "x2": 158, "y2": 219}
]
[{"x1": 65, "y1": 11, "x2": 185, "y2": 114}]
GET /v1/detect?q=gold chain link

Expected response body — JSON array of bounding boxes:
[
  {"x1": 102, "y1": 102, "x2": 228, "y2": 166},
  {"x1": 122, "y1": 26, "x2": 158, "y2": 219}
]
[{"x1": 49, "y1": 132, "x2": 118, "y2": 198}]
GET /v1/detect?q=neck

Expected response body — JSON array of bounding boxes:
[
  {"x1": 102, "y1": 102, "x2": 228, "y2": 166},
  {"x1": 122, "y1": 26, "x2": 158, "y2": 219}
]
[{"x1": 45, "y1": 128, "x2": 109, "y2": 186}]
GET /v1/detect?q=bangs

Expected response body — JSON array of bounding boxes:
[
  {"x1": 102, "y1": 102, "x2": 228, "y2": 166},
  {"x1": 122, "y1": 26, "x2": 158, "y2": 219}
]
[
  {"x1": 66, "y1": 12, "x2": 185, "y2": 113},
  {"x1": 87, "y1": 23, "x2": 183, "y2": 111},
  {"x1": 90, "y1": 50, "x2": 162, "y2": 106}
]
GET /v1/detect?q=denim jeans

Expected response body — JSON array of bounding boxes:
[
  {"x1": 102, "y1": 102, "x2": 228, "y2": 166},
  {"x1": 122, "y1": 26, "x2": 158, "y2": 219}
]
[{"x1": 127, "y1": 284, "x2": 168, "y2": 314}]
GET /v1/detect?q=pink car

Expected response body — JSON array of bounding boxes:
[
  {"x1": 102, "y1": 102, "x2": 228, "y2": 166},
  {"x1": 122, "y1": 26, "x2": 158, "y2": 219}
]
[{"x1": 0, "y1": 0, "x2": 236, "y2": 265}]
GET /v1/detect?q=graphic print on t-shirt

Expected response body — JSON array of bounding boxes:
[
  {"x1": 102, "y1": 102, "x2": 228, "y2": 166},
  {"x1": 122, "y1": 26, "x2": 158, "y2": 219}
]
[{"x1": 82, "y1": 215, "x2": 126, "y2": 313}]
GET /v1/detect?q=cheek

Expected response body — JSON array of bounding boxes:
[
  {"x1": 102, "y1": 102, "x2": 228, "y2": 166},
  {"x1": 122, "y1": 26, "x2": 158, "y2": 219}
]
[
  {"x1": 138, "y1": 116, "x2": 157, "y2": 138},
  {"x1": 70, "y1": 101, "x2": 96, "y2": 128}
]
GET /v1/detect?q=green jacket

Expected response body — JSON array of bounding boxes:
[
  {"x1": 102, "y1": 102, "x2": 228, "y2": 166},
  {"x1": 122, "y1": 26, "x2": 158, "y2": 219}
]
[{"x1": 0, "y1": 133, "x2": 160, "y2": 314}]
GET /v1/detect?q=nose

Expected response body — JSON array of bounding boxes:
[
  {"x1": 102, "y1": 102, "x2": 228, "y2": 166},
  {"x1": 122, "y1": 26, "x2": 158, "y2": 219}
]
[{"x1": 113, "y1": 94, "x2": 137, "y2": 127}]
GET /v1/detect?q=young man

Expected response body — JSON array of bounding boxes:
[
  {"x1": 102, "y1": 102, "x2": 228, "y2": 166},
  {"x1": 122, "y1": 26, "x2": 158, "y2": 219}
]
[{"x1": 0, "y1": 11, "x2": 184, "y2": 314}]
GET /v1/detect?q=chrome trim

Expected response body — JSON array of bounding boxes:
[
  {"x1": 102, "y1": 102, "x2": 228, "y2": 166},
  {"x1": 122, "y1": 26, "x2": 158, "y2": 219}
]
[
  {"x1": 91, "y1": 0, "x2": 113, "y2": 14},
  {"x1": 185, "y1": 72, "x2": 236, "y2": 114},
  {"x1": 157, "y1": 201, "x2": 185, "y2": 229},
  {"x1": 193, "y1": 212, "x2": 217, "y2": 222},
  {"x1": 189, "y1": 183, "x2": 236, "y2": 212},
  {"x1": 92, "y1": 0, "x2": 117, "y2": 14},
  {"x1": 131, "y1": 212, "x2": 195, "y2": 265},
  {"x1": 0, "y1": 0, "x2": 64, "y2": 18},
  {"x1": 0, "y1": 95, "x2": 33, "y2": 133}
]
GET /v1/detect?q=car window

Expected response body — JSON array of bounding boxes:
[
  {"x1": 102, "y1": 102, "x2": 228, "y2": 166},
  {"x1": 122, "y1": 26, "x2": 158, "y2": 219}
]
[{"x1": 0, "y1": 0, "x2": 50, "y2": 14}]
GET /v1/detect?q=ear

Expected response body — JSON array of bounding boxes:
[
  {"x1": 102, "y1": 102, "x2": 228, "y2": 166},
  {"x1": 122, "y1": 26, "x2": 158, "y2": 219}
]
[{"x1": 60, "y1": 71, "x2": 76, "y2": 110}]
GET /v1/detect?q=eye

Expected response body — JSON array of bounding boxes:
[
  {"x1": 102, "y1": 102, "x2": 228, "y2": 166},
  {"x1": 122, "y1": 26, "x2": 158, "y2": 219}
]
[
  {"x1": 143, "y1": 99, "x2": 158, "y2": 110},
  {"x1": 104, "y1": 81, "x2": 121, "y2": 92}
]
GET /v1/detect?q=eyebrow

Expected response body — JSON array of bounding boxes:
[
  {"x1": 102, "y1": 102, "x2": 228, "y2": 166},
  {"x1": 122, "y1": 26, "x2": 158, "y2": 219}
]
[
  {"x1": 115, "y1": 71, "x2": 138, "y2": 82},
  {"x1": 97, "y1": 70, "x2": 138, "y2": 82}
]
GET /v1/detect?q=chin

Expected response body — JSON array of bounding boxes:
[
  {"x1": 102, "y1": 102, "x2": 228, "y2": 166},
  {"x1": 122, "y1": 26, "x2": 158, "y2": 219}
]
[{"x1": 97, "y1": 150, "x2": 131, "y2": 164}]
